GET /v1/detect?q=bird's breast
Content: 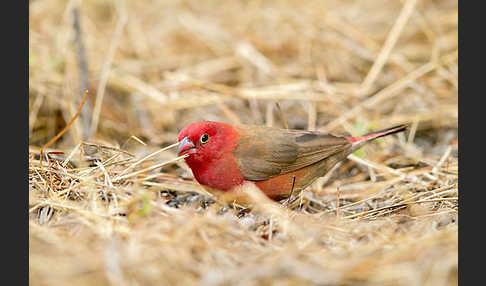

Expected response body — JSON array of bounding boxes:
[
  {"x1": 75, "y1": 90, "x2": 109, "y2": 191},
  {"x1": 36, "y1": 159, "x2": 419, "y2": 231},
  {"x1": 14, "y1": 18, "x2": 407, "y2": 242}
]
[{"x1": 190, "y1": 155, "x2": 245, "y2": 191}]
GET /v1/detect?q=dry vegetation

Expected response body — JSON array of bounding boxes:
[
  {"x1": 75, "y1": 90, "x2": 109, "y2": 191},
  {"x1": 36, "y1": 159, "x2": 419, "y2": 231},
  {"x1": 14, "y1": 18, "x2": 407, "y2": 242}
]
[{"x1": 29, "y1": 0, "x2": 458, "y2": 285}]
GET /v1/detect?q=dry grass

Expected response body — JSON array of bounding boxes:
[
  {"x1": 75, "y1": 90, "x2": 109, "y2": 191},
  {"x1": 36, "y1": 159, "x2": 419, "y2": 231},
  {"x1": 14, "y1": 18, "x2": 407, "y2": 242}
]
[{"x1": 29, "y1": 0, "x2": 458, "y2": 285}]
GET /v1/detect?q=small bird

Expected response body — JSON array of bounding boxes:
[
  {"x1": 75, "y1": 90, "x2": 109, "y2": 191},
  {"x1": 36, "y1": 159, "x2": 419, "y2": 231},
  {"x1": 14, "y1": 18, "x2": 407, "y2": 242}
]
[{"x1": 177, "y1": 121, "x2": 407, "y2": 203}]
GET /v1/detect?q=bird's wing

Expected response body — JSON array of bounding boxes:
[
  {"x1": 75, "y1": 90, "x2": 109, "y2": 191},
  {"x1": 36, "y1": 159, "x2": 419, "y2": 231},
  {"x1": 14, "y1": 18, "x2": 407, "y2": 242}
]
[{"x1": 232, "y1": 125, "x2": 351, "y2": 181}]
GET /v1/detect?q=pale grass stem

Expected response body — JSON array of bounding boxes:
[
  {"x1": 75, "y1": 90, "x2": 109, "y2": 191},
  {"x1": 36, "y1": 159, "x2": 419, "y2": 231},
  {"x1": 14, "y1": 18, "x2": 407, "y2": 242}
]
[
  {"x1": 112, "y1": 154, "x2": 189, "y2": 182},
  {"x1": 116, "y1": 142, "x2": 181, "y2": 177}
]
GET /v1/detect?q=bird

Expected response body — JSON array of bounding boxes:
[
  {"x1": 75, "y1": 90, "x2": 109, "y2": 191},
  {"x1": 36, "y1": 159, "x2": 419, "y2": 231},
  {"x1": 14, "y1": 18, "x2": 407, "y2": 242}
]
[{"x1": 177, "y1": 121, "x2": 407, "y2": 203}]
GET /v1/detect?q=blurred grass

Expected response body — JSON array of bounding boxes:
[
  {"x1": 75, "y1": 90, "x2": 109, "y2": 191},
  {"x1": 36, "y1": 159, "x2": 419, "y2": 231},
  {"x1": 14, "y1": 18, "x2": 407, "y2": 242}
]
[{"x1": 29, "y1": 0, "x2": 457, "y2": 285}]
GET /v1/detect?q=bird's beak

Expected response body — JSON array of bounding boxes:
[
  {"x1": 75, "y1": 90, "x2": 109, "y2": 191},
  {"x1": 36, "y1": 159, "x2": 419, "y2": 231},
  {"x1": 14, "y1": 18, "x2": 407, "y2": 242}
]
[{"x1": 177, "y1": 137, "x2": 196, "y2": 155}]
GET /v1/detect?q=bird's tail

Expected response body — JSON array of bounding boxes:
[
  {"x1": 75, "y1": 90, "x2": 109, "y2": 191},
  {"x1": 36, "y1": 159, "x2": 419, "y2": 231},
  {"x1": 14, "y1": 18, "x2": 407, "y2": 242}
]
[{"x1": 345, "y1": 124, "x2": 408, "y2": 144}]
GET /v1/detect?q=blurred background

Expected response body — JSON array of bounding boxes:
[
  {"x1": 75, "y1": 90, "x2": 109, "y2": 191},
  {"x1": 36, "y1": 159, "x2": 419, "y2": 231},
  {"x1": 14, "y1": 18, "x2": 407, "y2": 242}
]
[
  {"x1": 29, "y1": 0, "x2": 457, "y2": 152},
  {"x1": 29, "y1": 0, "x2": 458, "y2": 285}
]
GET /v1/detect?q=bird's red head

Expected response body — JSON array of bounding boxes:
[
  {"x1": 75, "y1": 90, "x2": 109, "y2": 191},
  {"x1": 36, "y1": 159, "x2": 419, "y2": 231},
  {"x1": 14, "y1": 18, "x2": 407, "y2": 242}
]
[{"x1": 177, "y1": 121, "x2": 239, "y2": 165}]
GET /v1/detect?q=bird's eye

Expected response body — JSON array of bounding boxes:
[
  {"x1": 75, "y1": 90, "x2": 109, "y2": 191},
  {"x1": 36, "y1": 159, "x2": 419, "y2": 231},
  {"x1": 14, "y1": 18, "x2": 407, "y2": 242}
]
[{"x1": 200, "y1": 133, "x2": 209, "y2": 144}]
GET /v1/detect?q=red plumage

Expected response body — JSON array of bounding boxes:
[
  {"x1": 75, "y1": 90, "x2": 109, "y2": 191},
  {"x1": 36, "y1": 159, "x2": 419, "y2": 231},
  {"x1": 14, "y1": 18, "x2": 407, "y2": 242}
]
[{"x1": 178, "y1": 121, "x2": 407, "y2": 202}]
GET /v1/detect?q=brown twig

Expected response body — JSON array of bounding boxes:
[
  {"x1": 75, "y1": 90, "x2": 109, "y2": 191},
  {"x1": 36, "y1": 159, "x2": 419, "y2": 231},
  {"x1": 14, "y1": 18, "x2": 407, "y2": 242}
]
[{"x1": 40, "y1": 90, "x2": 89, "y2": 168}]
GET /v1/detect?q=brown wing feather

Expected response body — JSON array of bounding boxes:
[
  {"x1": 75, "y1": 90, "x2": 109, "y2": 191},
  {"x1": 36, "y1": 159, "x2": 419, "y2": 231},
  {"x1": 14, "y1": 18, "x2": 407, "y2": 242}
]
[{"x1": 232, "y1": 125, "x2": 351, "y2": 181}]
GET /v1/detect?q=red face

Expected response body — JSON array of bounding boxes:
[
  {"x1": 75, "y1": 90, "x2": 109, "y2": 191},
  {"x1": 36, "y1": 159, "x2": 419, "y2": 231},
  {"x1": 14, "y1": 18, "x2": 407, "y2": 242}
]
[
  {"x1": 177, "y1": 121, "x2": 245, "y2": 191},
  {"x1": 177, "y1": 121, "x2": 239, "y2": 165}
]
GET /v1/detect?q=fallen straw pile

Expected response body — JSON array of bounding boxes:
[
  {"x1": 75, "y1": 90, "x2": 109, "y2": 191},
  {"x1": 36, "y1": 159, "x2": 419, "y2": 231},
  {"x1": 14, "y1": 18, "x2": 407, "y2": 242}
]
[{"x1": 29, "y1": 0, "x2": 457, "y2": 285}]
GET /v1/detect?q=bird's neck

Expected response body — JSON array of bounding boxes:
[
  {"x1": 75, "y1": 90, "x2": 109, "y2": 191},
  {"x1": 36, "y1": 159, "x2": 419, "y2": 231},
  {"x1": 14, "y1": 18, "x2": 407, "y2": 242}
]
[{"x1": 186, "y1": 154, "x2": 245, "y2": 191}]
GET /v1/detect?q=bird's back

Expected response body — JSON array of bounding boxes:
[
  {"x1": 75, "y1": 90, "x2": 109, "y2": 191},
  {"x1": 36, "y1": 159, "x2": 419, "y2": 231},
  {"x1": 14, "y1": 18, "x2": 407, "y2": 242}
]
[{"x1": 232, "y1": 125, "x2": 352, "y2": 182}]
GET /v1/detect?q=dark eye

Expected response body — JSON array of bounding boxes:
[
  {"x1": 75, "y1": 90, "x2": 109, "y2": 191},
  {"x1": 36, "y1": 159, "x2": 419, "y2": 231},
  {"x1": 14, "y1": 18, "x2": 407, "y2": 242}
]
[{"x1": 200, "y1": 133, "x2": 209, "y2": 144}]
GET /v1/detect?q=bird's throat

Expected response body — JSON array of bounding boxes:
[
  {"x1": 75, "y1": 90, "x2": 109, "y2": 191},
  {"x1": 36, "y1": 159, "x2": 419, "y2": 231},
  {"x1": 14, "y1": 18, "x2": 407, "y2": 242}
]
[{"x1": 186, "y1": 154, "x2": 245, "y2": 191}]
